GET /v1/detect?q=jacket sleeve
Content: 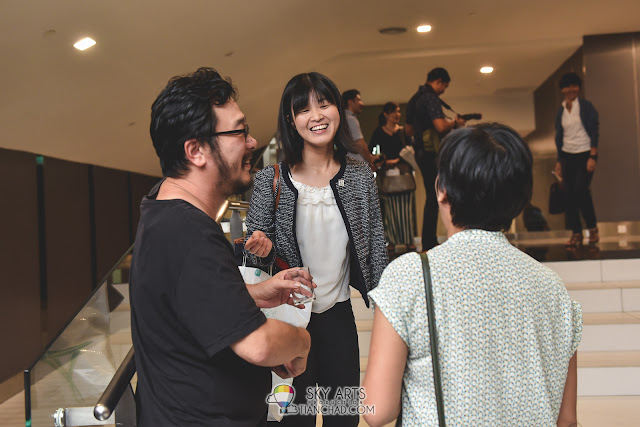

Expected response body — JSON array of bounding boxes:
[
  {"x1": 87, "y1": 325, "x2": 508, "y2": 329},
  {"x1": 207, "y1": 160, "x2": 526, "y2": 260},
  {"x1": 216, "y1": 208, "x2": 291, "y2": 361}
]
[
  {"x1": 585, "y1": 100, "x2": 599, "y2": 149},
  {"x1": 555, "y1": 106, "x2": 564, "y2": 161},
  {"x1": 367, "y1": 167, "x2": 389, "y2": 290},
  {"x1": 244, "y1": 166, "x2": 277, "y2": 268}
]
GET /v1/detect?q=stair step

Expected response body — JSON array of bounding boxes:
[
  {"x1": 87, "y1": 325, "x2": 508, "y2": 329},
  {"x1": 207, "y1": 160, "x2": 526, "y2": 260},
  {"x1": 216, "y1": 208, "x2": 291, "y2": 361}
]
[
  {"x1": 565, "y1": 280, "x2": 640, "y2": 290},
  {"x1": 578, "y1": 367, "x2": 640, "y2": 396},
  {"x1": 544, "y1": 259, "x2": 640, "y2": 283},
  {"x1": 580, "y1": 324, "x2": 640, "y2": 352},
  {"x1": 579, "y1": 351, "x2": 640, "y2": 368},
  {"x1": 356, "y1": 313, "x2": 640, "y2": 333},
  {"x1": 359, "y1": 351, "x2": 640, "y2": 373}
]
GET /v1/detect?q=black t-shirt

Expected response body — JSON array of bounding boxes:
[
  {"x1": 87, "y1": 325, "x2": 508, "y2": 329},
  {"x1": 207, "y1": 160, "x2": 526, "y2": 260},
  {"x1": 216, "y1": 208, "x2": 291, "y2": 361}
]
[
  {"x1": 369, "y1": 126, "x2": 405, "y2": 160},
  {"x1": 406, "y1": 84, "x2": 445, "y2": 137},
  {"x1": 130, "y1": 183, "x2": 269, "y2": 426}
]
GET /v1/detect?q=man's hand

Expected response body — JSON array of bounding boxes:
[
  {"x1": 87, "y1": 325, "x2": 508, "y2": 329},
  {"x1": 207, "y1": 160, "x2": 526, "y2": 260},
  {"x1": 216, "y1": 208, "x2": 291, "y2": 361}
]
[
  {"x1": 586, "y1": 158, "x2": 596, "y2": 173},
  {"x1": 454, "y1": 115, "x2": 466, "y2": 129},
  {"x1": 245, "y1": 230, "x2": 272, "y2": 258},
  {"x1": 248, "y1": 268, "x2": 315, "y2": 309},
  {"x1": 272, "y1": 354, "x2": 309, "y2": 379},
  {"x1": 284, "y1": 355, "x2": 308, "y2": 377}
]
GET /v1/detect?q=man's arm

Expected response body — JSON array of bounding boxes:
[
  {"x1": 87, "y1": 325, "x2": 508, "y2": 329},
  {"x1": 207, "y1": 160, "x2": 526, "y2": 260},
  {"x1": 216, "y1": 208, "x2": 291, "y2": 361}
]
[
  {"x1": 557, "y1": 352, "x2": 578, "y2": 427},
  {"x1": 231, "y1": 319, "x2": 310, "y2": 375},
  {"x1": 353, "y1": 138, "x2": 377, "y2": 168},
  {"x1": 432, "y1": 116, "x2": 465, "y2": 134}
]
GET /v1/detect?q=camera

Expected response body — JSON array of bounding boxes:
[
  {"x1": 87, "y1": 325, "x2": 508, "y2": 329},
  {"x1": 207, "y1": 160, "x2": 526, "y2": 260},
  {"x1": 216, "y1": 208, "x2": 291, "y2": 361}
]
[{"x1": 459, "y1": 113, "x2": 482, "y2": 121}]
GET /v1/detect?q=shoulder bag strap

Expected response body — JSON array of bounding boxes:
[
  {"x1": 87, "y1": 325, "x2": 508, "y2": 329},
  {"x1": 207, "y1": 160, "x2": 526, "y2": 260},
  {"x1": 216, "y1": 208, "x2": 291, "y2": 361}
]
[
  {"x1": 420, "y1": 252, "x2": 446, "y2": 427},
  {"x1": 272, "y1": 164, "x2": 281, "y2": 210}
]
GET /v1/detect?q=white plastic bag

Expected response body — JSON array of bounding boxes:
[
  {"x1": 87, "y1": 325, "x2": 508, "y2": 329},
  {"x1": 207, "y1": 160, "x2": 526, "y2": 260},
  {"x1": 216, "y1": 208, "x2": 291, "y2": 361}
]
[{"x1": 238, "y1": 259, "x2": 312, "y2": 421}]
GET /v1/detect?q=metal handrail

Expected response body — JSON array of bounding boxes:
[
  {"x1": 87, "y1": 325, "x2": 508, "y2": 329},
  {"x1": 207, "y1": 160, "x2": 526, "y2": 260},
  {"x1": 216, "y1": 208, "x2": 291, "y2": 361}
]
[
  {"x1": 94, "y1": 347, "x2": 136, "y2": 421},
  {"x1": 215, "y1": 200, "x2": 249, "y2": 223},
  {"x1": 92, "y1": 199, "x2": 249, "y2": 421}
]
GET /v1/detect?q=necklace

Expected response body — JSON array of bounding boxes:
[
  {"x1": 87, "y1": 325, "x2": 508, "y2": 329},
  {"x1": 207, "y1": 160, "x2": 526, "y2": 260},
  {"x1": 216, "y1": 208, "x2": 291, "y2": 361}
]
[
  {"x1": 165, "y1": 180, "x2": 212, "y2": 213},
  {"x1": 382, "y1": 123, "x2": 397, "y2": 136}
]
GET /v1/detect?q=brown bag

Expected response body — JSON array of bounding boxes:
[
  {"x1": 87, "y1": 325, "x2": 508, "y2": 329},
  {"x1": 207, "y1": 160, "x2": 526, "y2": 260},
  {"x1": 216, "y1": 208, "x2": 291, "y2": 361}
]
[{"x1": 381, "y1": 159, "x2": 416, "y2": 194}]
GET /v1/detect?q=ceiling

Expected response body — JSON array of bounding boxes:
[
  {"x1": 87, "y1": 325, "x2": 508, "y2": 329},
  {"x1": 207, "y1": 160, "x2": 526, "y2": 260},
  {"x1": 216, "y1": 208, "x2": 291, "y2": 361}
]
[{"x1": 1, "y1": 0, "x2": 639, "y2": 176}]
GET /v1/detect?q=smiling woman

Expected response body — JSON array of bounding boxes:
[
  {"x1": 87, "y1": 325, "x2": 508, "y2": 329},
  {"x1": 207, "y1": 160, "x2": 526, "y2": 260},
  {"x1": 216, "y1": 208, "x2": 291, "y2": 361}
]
[{"x1": 244, "y1": 72, "x2": 388, "y2": 426}]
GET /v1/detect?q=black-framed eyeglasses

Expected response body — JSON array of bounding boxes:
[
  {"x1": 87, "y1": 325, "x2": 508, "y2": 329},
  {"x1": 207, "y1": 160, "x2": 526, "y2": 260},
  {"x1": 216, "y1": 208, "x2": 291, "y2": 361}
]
[{"x1": 209, "y1": 124, "x2": 250, "y2": 141}]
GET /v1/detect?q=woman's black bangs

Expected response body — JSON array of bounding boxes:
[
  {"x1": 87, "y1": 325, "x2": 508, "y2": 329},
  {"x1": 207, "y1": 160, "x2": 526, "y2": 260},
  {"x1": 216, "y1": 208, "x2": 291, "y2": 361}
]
[{"x1": 290, "y1": 77, "x2": 338, "y2": 115}]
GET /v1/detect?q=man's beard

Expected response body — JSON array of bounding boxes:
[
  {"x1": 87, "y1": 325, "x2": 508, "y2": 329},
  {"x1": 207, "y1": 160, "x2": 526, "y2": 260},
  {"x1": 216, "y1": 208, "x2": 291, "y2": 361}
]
[{"x1": 212, "y1": 149, "x2": 251, "y2": 196}]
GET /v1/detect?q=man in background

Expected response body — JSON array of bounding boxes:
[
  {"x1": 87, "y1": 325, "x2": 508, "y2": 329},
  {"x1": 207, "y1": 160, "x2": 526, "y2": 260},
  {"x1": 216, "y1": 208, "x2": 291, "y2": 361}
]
[
  {"x1": 342, "y1": 89, "x2": 377, "y2": 169},
  {"x1": 406, "y1": 67, "x2": 465, "y2": 250}
]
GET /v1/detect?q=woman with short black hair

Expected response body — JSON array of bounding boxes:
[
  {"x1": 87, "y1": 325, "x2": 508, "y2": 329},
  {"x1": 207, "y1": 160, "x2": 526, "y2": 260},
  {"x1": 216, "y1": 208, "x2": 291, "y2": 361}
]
[
  {"x1": 554, "y1": 72, "x2": 600, "y2": 247},
  {"x1": 363, "y1": 123, "x2": 582, "y2": 427}
]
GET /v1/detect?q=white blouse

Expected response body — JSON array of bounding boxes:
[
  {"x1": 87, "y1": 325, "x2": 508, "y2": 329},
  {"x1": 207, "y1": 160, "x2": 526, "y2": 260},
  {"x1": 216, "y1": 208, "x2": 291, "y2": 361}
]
[
  {"x1": 289, "y1": 174, "x2": 351, "y2": 314},
  {"x1": 561, "y1": 99, "x2": 591, "y2": 153}
]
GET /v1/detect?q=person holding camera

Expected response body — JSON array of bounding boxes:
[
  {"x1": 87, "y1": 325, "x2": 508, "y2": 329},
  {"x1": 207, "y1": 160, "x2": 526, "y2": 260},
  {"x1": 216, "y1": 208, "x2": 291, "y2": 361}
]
[{"x1": 405, "y1": 67, "x2": 465, "y2": 251}]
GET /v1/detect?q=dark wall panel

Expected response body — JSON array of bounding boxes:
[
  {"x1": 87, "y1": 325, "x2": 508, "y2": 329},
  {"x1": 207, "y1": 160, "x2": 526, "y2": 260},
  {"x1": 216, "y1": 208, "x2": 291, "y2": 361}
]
[
  {"x1": 0, "y1": 149, "x2": 41, "y2": 383},
  {"x1": 584, "y1": 32, "x2": 640, "y2": 221},
  {"x1": 93, "y1": 166, "x2": 131, "y2": 282},
  {"x1": 530, "y1": 47, "x2": 584, "y2": 143},
  {"x1": 129, "y1": 173, "x2": 160, "y2": 242},
  {"x1": 43, "y1": 158, "x2": 93, "y2": 337}
]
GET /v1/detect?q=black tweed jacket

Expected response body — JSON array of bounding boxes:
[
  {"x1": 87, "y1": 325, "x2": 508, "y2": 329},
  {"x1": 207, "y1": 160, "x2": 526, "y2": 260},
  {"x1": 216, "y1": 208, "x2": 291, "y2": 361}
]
[{"x1": 245, "y1": 157, "x2": 388, "y2": 306}]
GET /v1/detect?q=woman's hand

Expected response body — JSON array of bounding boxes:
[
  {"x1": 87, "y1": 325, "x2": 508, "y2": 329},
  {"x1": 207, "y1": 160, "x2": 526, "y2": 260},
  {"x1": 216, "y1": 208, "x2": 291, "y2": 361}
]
[
  {"x1": 555, "y1": 161, "x2": 563, "y2": 179},
  {"x1": 245, "y1": 230, "x2": 273, "y2": 258},
  {"x1": 586, "y1": 158, "x2": 596, "y2": 173}
]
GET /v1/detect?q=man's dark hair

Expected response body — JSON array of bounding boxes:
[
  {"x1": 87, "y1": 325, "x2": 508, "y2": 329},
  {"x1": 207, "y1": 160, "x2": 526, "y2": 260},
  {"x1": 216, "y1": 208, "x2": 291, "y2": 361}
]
[
  {"x1": 436, "y1": 123, "x2": 533, "y2": 231},
  {"x1": 378, "y1": 102, "x2": 399, "y2": 126},
  {"x1": 341, "y1": 89, "x2": 360, "y2": 107},
  {"x1": 278, "y1": 72, "x2": 353, "y2": 166},
  {"x1": 150, "y1": 67, "x2": 237, "y2": 177},
  {"x1": 426, "y1": 67, "x2": 451, "y2": 84},
  {"x1": 559, "y1": 72, "x2": 582, "y2": 89}
]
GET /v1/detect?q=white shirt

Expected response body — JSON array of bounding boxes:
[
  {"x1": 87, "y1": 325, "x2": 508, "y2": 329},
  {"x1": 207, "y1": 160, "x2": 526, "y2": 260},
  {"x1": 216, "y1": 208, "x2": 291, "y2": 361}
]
[
  {"x1": 561, "y1": 99, "x2": 591, "y2": 153},
  {"x1": 290, "y1": 174, "x2": 351, "y2": 313}
]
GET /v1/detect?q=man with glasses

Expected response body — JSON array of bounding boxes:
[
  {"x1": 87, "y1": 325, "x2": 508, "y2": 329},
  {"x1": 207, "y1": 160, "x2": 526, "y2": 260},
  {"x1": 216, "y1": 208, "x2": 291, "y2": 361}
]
[{"x1": 130, "y1": 67, "x2": 311, "y2": 426}]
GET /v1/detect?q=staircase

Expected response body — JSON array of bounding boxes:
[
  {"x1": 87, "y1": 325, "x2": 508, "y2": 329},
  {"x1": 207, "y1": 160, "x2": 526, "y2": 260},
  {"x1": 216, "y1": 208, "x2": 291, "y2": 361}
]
[{"x1": 352, "y1": 257, "x2": 640, "y2": 426}]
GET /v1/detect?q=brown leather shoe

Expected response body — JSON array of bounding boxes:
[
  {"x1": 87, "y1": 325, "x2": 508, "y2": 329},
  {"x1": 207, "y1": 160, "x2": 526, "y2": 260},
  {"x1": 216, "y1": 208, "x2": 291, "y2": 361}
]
[
  {"x1": 588, "y1": 227, "x2": 599, "y2": 244},
  {"x1": 566, "y1": 232, "x2": 583, "y2": 247}
]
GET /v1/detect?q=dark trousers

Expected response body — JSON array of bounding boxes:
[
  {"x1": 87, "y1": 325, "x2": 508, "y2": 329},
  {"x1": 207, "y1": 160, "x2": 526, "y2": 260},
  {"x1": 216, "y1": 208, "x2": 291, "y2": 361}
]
[
  {"x1": 561, "y1": 151, "x2": 597, "y2": 233},
  {"x1": 270, "y1": 300, "x2": 360, "y2": 427},
  {"x1": 418, "y1": 151, "x2": 439, "y2": 250}
]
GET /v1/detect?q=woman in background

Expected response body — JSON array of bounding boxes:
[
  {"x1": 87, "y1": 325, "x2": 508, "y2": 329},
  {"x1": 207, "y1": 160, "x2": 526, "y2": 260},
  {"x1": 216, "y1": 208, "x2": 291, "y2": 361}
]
[
  {"x1": 245, "y1": 72, "x2": 387, "y2": 427},
  {"x1": 554, "y1": 72, "x2": 600, "y2": 247},
  {"x1": 369, "y1": 102, "x2": 416, "y2": 253}
]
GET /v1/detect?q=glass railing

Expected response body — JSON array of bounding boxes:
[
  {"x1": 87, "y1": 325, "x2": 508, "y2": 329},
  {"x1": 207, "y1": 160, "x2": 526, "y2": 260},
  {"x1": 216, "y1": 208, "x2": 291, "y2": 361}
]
[
  {"x1": 24, "y1": 246, "x2": 134, "y2": 427},
  {"x1": 24, "y1": 199, "x2": 249, "y2": 426}
]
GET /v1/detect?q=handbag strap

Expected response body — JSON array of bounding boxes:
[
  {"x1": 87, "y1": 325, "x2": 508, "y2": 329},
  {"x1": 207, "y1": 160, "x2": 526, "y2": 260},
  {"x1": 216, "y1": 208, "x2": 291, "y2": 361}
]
[
  {"x1": 272, "y1": 164, "x2": 281, "y2": 210},
  {"x1": 420, "y1": 252, "x2": 446, "y2": 427}
]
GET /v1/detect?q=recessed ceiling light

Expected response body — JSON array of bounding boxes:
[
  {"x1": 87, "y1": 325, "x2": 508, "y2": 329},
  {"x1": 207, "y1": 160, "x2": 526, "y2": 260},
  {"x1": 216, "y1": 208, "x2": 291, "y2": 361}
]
[
  {"x1": 417, "y1": 25, "x2": 432, "y2": 33},
  {"x1": 480, "y1": 66, "x2": 494, "y2": 74},
  {"x1": 74, "y1": 37, "x2": 96, "y2": 51}
]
